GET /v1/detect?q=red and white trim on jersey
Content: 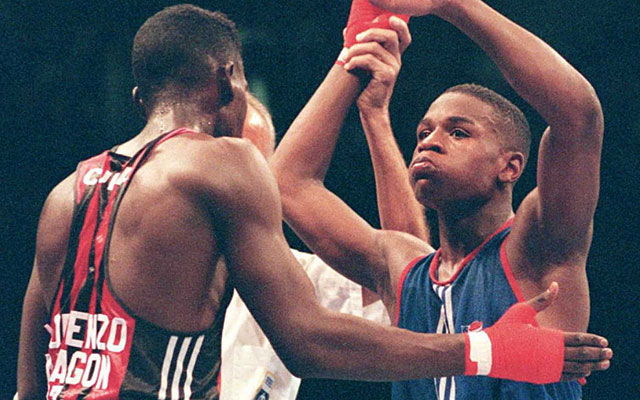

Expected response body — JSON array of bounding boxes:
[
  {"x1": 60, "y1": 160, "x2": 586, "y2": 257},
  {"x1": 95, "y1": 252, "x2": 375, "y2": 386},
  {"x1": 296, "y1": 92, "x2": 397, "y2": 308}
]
[
  {"x1": 394, "y1": 256, "x2": 426, "y2": 326},
  {"x1": 429, "y1": 218, "x2": 514, "y2": 287},
  {"x1": 499, "y1": 237, "x2": 526, "y2": 302}
]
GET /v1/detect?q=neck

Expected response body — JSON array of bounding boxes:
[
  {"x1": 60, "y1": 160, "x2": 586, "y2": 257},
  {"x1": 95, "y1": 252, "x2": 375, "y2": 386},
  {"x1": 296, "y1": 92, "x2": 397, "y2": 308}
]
[
  {"x1": 118, "y1": 105, "x2": 216, "y2": 156},
  {"x1": 436, "y1": 194, "x2": 513, "y2": 265}
]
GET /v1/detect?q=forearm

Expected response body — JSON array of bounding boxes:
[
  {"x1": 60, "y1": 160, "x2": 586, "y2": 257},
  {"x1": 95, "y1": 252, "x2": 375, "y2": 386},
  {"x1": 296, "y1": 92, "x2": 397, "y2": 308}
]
[
  {"x1": 271, "y1": 65, "x2": 361, "y2": 184},
  {"x1": 360, "y1": 107, "x2": 429, "y2": 240},
  {"x1": 437, "y1": 0, "x2": 602, "y2": 129},
  {"x1": 284, "y1": 306, "x2": 465, "y2": 380}
]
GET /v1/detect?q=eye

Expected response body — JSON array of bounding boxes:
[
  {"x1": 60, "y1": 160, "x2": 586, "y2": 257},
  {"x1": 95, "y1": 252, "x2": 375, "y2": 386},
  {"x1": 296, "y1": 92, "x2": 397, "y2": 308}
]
[
  {"x1": 417, "y1": 129, "x2": 431, "y2": 140},
  {"x1": 451, "y1": 128, "x2": 469, "y2": 138}
]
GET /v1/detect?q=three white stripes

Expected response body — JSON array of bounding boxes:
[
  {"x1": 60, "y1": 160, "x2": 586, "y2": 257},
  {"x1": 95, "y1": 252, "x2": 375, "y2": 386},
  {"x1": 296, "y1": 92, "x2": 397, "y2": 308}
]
[
  {"x1": 433, "y1": 284, "x2": 456, "y2": 400},
  {"x1": 158, "y1": 335, "x2": 205, "y2": 400}
]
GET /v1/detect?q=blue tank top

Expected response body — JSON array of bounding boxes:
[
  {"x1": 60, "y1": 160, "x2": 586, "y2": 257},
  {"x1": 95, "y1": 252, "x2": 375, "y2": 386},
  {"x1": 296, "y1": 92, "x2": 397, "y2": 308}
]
[{"x1": 393, "y1": 219, "x2": 581, "y2": 400}]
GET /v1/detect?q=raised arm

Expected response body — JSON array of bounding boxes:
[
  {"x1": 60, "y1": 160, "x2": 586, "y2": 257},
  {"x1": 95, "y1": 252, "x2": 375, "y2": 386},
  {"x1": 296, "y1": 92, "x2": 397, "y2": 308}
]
[
  {"x1": 374, "y1": 0, "x2": 604, "y2": 260},
  {"x1": 208, "y1": 138, "x2": 610, "y2": 382},
  {"x1": 435, "y1": 0, "x2": 603, "y2": 254},
  {"x1": 374, "y1": 0, "x2": 603, "y2": 333},
  {"x1": 356, "y1": 26, "x2": 429, "y2": 242},
  {"x1": 271, "y1": 19, "x2": 430, "y2": 305}
]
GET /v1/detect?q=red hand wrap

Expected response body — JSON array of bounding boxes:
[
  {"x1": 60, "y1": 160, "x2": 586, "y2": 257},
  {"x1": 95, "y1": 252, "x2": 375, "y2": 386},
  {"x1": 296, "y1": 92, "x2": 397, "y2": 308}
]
[
  {"x1": 464, "y1": 302, "x2": 565, "y2": 384},
  {"x1": 337, "y1": 0, "x2": 409, "y2": 65},
  {"x1": 344, "y1": 0, "x2": 409, "y2": 47}
]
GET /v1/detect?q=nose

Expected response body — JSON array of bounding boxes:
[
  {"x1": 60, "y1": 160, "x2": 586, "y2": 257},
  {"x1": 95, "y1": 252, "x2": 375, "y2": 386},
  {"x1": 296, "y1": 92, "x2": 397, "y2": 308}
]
[{"x1": 416, "y1": 129, "x2": 444, "y2": 154}]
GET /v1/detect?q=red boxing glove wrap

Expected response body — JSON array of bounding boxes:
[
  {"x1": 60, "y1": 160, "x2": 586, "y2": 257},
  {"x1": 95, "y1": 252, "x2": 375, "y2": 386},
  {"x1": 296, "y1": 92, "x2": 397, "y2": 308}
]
[
  {"x1": 337, "y1": 0, "x2": 409, "y2": 65},
  {"x1": 464, "y1": 302, "x2": 565, "y2": 384}
]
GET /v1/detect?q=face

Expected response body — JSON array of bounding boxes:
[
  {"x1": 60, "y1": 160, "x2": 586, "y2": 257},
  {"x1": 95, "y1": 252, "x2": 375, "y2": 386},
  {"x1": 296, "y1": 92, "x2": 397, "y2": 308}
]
[{"x1": 408, "y1": 92, "x2": 507, "y2": 210}]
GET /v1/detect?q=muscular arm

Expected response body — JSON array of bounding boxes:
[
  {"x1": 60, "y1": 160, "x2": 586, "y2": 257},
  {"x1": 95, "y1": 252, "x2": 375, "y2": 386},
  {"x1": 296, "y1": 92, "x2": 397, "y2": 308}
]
[{"x1": 18, "y1": 177, "x2": 74, "y2": 399}]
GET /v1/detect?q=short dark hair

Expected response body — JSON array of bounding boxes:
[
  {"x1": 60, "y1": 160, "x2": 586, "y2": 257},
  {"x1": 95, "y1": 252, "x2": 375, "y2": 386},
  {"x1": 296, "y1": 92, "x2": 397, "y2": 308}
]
[
  {"x1": 443, "y1": 83, "x2": 531, "y2": 162},
  {"x1": 132, "y1": 4, "x2": 242, "y2": 109}
]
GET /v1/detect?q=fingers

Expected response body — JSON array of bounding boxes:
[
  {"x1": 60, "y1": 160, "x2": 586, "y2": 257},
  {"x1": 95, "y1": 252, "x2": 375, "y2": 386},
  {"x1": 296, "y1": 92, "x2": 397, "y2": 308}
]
[
  {"x1": 344, "y1": 54, "x2": 397, "y2": 85},
  {"x1": 524, "y1": 281, "x2": 558, "y2": 313},
  {"x1": 388, "y1": 16, "x2": 412, "y2": 53},
  {"x1": 562, "y1": 359, "x2": 610, "y2": 375},
  {"x1": 345, "y1": 41, "x2": 399, "y2": 71},
  {"x1": 564, "y1": 332, "x2": 609, "y2": 348},
  {"x1": 354, "y1": 27, "x2": 401, "y2": 58},
  {"x1": 564, "y1": 346, "x2": 613, "y2": 362},
  {"x1": 561, "y1": 339, "x2": 612, "y2": 380}
]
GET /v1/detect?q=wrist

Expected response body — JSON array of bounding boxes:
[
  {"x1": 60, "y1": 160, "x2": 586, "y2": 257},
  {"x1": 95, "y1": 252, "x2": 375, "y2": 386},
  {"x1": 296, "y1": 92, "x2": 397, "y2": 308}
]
[
  {"x1": 432, "y1": 0, "x2": 477, "y2": 22},
  {"x1": 358, "y1": 103, "x2": 391, "y2": 122},
  {"x1": 463, "y1": 331, "x2": 492, "y2": 377}
]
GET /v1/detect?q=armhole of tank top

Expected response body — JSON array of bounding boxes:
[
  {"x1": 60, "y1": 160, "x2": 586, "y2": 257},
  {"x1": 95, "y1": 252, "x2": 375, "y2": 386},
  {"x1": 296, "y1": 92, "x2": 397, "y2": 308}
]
[
  {"x1": 394, "y1": 255, "x2": 427, "y2": 326},
  {"x1": 47, "y1": 167, "x2": 83, "y2": 316},
  {"x1": 499, "y1": 236, "x2": 526, "y2": 302}
]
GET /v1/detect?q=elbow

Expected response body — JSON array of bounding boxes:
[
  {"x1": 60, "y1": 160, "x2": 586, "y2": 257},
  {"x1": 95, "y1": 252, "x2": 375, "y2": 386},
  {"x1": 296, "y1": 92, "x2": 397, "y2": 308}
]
[
  {"x1": 562, "y1": 81, "x2": 605, "y2": 141},
  {"x1": 578, "y1": 83, "x2": 604, "y2": 137},
  {"x1": 269, "y1": 156, "x2": 301, "y2": 199}
]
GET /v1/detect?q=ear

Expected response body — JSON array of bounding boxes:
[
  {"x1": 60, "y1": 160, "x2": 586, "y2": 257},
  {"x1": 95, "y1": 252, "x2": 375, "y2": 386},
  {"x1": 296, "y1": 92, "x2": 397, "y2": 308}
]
[
  {"x1": 131, "y1": 86, "x2": 146, "y2": 120},
  {"x1": 497, "y1": 151, "x2": 525, "y2": 184},
  {"x1": 215, "y1": 62, "x2": 235, "y2": 107}
]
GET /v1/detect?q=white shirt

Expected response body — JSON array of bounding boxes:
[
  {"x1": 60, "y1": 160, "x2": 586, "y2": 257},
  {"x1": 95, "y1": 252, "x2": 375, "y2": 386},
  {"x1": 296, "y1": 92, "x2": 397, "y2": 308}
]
[{"x1": 220, "y1": 249, "x2": 391, "y2": 400}]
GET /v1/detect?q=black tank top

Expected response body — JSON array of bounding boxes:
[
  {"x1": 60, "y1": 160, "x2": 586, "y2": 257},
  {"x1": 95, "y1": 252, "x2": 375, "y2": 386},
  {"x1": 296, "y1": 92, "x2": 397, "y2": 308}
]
[{"x1": 45, "y1": 128, "x2": 232, "y2": 399}]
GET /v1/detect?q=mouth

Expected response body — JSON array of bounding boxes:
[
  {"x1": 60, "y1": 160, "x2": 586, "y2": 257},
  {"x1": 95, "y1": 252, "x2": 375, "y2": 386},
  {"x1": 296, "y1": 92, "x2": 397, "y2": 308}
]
[{"x1": 409, "y1": 157, "x2": 437, "y2": 180}]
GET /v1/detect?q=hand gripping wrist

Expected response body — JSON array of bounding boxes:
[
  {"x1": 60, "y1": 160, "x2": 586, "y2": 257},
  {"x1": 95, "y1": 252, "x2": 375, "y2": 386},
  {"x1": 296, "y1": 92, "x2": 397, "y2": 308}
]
[
  {"x1": 464, "y1": 302, "x2": 564, "y2": 384},
  {"x1": 337, "y1": 0, "x2": 409, "y2": 65}
]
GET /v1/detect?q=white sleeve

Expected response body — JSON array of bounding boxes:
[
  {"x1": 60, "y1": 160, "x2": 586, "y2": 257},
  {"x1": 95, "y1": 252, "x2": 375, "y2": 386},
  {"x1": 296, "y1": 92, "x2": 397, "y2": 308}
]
[
  {"x1": 220, "y1": 291, "x2": 301, "y2": 400},
  {"x1": 291, "y1": 249, "x2": 390, "y2": 323}
]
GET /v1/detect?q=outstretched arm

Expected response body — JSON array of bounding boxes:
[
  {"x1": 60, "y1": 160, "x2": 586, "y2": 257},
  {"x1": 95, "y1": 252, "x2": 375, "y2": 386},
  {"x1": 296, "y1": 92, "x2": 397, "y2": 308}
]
[
  {"x1": 211, "y1": 139, "x2": 610, "y2": 382},
  {"x1": 214, "y1": 139, "x2": 462, "y2": 380}
]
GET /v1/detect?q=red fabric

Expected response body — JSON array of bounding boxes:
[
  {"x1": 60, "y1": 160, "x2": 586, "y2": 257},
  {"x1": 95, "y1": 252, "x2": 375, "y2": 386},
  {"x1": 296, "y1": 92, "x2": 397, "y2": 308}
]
[
  {"x1": 393, "y1": 255, "x2": 425, "y2": 326},
  {"x1": 344, "y1": 0, "x2": 409, "y2": 47},
  {"x1": 484, "y1": 302, "x2": 564, "y2": 384}
]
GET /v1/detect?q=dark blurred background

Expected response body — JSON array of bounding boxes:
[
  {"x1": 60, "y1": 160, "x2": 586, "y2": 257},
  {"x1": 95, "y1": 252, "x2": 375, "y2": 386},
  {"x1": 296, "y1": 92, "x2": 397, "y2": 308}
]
[{"x1": 1, "y1": 0, "x2": 638, "y2": 398}]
